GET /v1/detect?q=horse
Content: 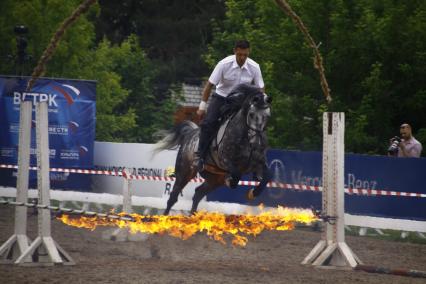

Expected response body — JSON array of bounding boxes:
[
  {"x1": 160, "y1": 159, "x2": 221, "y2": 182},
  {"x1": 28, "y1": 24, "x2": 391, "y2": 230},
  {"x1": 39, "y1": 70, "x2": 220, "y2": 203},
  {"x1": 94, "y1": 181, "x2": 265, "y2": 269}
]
[{"x1": 154, "y1": 84, "x2": 272, "y2": 215}]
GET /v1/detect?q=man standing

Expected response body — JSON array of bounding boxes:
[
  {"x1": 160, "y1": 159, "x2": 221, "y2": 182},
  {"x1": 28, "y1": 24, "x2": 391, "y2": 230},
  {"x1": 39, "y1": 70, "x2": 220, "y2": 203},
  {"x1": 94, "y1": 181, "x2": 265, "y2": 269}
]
[
  {"x1": 194, "y1": 40, "x2": 265, "y2": 172},
  {"x1": 389, "y1": 123, "x2": 423, "y2": 157}
]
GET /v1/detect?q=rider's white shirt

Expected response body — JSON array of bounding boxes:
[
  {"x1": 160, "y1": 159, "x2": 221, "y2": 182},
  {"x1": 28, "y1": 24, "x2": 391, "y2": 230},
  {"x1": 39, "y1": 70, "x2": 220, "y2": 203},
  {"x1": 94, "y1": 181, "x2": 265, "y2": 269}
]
[{"x1": 208, "y1": 55, "x2": 264, "y2": 97}]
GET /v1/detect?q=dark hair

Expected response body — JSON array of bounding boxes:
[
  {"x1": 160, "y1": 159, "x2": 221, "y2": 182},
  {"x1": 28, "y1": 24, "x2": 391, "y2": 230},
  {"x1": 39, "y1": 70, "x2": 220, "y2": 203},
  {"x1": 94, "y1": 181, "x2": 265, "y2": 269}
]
[{"x1": 234, "y1": 40, "x2": 250, "y2": 49}]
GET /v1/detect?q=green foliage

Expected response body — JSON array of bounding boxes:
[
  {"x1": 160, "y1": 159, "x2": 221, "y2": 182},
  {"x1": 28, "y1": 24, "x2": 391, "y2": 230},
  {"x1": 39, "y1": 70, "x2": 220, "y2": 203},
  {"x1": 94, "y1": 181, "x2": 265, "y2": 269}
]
[
  {"x1": 416, "y1": 128, "x2": 426, "y2": 150},
  {"x1": 1, "y1": 0, "x2": 425, "y2": 154},
  {"x1": 206, "y1": 0, "x2": 426, "y2": 155},
  {"x1": 0, "y1": 0, "x2": 98, "y2": 77},
  {"x1": 78, "y1": 38, "x2": 137, "y2": 142},
  {"x1": 84, "y1": 35, "x2": 175, "y2": 142},
  {"x1": 96, "y1": 0, "x2": 225, "y2": 84}
]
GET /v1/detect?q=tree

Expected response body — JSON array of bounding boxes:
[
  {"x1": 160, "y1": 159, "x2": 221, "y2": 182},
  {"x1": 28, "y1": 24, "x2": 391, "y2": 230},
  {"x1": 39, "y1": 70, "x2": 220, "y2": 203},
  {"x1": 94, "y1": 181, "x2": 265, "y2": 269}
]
[
  {"x1": 96, "y1": 0, "x2": 226, "y2": 88},
  {"x1": 206, "y1": 0, "x2": 426, "y2": 155},
  {"x1": 0, "y1": 0, "x2": 173, "y2": 142},
  {"x1": 82, "y1": 35, "x2": 176, "y2": 142}
]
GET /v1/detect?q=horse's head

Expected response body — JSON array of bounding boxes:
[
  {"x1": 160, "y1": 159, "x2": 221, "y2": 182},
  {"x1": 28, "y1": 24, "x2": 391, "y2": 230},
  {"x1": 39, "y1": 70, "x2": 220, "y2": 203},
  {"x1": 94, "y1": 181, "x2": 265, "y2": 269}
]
[
  {"x1": 224, "y1": 84, "x2": 272, "y2": 145},
  {"x1": 245, "y1": 92, "x2": 272, "y2": 133}
]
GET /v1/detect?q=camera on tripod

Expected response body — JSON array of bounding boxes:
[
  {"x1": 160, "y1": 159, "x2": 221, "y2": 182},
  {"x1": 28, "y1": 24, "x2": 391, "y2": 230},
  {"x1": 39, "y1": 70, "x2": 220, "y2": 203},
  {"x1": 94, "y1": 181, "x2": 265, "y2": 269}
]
[{"x1": 388, "y1": 136, "x2": 401, "y2": 155}]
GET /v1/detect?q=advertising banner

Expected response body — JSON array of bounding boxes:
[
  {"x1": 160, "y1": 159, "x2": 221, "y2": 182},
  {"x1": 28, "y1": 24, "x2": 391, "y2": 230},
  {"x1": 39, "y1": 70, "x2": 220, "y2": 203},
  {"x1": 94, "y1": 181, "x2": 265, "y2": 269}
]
[
  {"x1": 207, "y1": 150, "x2": 426, "y2": 221},
  {"x1": 0, "y1": 75, "x2": 96, "y2": 190},
  {"x1": 92, "y1": 142, "x2": 425, "y2": 221}
]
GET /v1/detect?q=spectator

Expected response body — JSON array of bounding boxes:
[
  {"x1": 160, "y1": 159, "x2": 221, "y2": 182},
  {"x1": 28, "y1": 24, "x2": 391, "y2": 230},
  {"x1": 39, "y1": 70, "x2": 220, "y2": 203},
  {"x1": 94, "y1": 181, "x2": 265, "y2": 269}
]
[{"x1": 388, "y1": 123, "x2": 422, "y2": 157}]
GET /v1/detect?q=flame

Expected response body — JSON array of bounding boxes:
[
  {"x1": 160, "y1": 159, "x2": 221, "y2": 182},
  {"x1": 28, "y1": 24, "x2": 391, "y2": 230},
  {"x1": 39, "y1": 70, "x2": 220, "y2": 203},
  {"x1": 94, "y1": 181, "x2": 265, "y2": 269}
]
[{"x1": 57, "y1": 206, "x2": 317, "y2": 246}]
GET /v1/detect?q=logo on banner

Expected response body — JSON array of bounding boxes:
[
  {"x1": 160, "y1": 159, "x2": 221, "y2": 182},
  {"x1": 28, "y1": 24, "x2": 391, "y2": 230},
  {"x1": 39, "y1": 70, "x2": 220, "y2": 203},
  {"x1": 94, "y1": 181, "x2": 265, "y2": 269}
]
[
  {"x1": 12, "y1": 83, "x2": 81, "y2": 107},
  {"x1": 268, "y1": 159, "x2": 287, "y2": 199},
  {"x1": 51, "y1": 84, "x2": 80, "y2": 105}
]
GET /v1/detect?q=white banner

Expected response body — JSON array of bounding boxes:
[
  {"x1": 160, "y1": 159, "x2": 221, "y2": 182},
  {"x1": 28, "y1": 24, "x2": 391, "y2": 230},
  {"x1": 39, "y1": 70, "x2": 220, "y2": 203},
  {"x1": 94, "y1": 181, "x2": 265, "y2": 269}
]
[{"x1": 93, "y1": 142, "x2": 199, "y2": 200}]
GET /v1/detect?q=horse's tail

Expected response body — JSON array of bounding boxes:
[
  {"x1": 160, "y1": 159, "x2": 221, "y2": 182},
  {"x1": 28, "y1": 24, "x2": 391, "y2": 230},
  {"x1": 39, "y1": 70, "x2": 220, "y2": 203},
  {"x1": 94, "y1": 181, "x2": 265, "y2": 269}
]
[{"x1": 153, "y1": 120, "x2": 199, "y2": 154}]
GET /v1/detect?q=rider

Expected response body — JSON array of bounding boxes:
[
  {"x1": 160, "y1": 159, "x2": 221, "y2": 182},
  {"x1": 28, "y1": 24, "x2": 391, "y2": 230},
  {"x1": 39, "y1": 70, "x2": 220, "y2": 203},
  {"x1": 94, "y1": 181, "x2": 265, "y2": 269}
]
[{"x1": 194, "y1": 39, "x2": 265, "y2": 172}]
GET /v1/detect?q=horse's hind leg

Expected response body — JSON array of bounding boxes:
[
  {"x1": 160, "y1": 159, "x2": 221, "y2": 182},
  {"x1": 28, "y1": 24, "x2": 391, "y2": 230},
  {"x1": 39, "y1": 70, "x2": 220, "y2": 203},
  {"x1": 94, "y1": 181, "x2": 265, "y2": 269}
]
[
  {"x1": 164, "y1": 177, "x2": 190, "y2": 215},
  {"x1": 190, "y1": 182, "x2": 216, "y2": 214},
  {"x1": 191, "y1": 174, "x2": 223, "y2": 214}
]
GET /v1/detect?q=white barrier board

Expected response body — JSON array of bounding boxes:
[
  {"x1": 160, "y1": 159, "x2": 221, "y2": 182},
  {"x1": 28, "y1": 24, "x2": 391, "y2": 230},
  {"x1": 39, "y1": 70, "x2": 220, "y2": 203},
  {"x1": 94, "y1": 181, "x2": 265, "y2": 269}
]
[{"x1": 93, "y1": 142, "x2": 199, "y2": 201}]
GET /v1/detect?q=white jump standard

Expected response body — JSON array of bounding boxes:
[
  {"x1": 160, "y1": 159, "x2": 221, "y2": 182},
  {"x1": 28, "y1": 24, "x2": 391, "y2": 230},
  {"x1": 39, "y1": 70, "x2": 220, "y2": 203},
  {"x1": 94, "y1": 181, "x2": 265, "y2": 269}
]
[
  {"x1": 302, "y1": 112, "x2": 361, "y2": 268},
  {"x1": 0, "y1": 101, "x2": 32, "y2": 263},
  {"x1": 14, "y1": 102, "x2": 74, "y2": 266}
]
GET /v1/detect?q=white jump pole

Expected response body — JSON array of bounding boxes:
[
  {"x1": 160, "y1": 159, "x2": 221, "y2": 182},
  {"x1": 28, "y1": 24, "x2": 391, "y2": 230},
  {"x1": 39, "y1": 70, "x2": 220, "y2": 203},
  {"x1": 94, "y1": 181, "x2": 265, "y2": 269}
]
[
  {"x1": 15, "y1": 101, "x2": 74, "y2": 266},
  {"x1": 0, "y1": 101, "x2": 32, "y2": 263},
  {"x1": 302, "y1": 112, "x2": 362, "y2": 268},
  {"x1": 105, "y1": 171, "x2": 149, "y2": 242},
  {"x1": 108, "y1": 169, "x2": 133, "y2": 241}
]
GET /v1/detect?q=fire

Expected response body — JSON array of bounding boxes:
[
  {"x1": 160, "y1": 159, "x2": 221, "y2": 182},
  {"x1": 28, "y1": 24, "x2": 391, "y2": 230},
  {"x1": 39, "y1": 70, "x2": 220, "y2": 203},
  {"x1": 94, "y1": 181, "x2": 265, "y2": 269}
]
[{"x1": 57, "y1": 206, "x2": 317, "y2": 246}]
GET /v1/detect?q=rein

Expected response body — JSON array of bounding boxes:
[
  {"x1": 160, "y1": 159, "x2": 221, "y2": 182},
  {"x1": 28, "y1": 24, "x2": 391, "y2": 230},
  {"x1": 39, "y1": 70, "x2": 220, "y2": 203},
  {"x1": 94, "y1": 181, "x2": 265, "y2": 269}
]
[{"x1": 246, "y1": 105, "x2": 269, "y2": 148}]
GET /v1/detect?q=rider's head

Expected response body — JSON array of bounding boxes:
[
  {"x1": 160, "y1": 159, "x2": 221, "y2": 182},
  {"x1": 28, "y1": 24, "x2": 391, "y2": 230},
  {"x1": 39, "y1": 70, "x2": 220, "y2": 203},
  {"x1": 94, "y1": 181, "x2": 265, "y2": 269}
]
[{"x1": 234, "y1": 40, "x2": 250, "y2": 67}]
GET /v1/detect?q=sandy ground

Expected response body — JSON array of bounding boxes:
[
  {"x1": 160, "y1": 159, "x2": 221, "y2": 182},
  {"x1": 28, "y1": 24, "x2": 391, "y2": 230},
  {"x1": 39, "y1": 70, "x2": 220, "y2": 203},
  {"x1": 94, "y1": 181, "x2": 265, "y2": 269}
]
[{"x1": 0, "y1": 206, "x2": 425, "y2": 284}]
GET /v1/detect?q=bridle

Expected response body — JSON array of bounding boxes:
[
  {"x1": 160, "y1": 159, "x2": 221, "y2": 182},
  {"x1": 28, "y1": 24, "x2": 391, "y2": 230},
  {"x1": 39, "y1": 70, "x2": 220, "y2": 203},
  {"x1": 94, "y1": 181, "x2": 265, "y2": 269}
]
[{"x1": 246, "y1": 103, "x2": 270, "y2": 148}]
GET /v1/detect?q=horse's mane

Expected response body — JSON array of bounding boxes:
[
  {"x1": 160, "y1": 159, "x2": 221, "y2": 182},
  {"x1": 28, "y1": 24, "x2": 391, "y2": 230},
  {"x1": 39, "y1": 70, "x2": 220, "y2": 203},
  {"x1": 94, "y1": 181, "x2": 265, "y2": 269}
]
[
  {"x1": 225, "y1": 84, "x2": 267, "y2": 116},
  {"x1": 228, "y1": 84, "x2": 263, "y2": 102}
]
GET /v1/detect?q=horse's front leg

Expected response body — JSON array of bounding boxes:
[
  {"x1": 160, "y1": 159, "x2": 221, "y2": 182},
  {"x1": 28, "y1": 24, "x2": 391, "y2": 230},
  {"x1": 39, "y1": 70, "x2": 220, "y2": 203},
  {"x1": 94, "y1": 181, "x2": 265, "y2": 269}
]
[{"x1": 247, "y1": 163, "x2": 271, "y2": 200}]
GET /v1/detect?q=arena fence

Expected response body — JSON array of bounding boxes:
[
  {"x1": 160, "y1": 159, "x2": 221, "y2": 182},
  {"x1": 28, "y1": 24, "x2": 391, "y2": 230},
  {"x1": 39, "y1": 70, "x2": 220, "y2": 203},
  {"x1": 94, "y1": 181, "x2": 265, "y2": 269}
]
[{"x1": 0, "y1": 103, "x2": 416, "y2": 270}]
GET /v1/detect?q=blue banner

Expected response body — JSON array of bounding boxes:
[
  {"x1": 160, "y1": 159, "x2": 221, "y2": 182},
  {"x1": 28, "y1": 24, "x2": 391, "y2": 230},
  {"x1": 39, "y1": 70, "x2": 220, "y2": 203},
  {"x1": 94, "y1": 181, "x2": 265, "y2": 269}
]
[
  {"x1": 207, "y1": 150, "x2": 426, "y2": 221},
  {"x1": 0, "y1": 75, "x2": 96, "y2": 190}
]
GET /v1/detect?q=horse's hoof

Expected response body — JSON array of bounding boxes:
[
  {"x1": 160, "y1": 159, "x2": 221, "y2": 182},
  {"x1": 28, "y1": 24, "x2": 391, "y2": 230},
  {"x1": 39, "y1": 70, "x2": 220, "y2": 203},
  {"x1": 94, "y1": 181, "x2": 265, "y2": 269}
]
[
  {"x1": 225, "y1": 176, "x2": 232, "y2": 188},
  {"x1": 225, "y1": 175, "x2": 239, "y2": 189},
  {"x1": 246, "y1": 188, "x2": 255, "y2": 200}
]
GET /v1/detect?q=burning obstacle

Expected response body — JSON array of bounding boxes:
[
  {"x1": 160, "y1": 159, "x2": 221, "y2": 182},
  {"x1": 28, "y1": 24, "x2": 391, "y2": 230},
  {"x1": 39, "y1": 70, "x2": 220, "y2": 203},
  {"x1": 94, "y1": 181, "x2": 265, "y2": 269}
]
[
  {"x1": 58, "y1": 206, "x2": 317, "y2": 247},
  {"x1": 0, "y1": 108, "x2": 358, "y2": 268}
]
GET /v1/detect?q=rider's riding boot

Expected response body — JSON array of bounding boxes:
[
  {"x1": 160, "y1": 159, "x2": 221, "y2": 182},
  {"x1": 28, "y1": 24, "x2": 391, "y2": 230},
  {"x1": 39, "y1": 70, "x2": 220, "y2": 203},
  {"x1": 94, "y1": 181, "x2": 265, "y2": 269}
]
[{"x1": 193, "y1": 127, "x2": 213, "y2": 172}]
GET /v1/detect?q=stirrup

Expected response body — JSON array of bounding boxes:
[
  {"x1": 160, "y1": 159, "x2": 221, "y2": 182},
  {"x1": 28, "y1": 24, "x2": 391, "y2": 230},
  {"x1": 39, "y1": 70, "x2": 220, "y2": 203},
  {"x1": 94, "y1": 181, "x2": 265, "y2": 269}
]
[{"x1": 197, "y1": 158, "x2": 205, "y2": 172}]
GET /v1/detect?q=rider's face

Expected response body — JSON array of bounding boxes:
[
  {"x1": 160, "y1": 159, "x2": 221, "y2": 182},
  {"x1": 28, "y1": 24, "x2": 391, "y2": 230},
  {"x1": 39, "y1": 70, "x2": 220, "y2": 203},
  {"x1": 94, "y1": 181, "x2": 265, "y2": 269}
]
[{"x1": 234, "y1": 47, "x2": 250, "y2": 67}]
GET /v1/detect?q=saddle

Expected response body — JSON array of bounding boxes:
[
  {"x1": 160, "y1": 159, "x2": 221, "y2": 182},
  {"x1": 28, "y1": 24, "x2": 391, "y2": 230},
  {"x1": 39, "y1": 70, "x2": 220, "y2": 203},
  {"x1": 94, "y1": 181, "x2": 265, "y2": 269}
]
[
  {"x1": 202, "y1": 98, "x2": 242, "y2": 175},
  {"x1": 203, "y1": 118, "x2": 232, "y2": 175}
]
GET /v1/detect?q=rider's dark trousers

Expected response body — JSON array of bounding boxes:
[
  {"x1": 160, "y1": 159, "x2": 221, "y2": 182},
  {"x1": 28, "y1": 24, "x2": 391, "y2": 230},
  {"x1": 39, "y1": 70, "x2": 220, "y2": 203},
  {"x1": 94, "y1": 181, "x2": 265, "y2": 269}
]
[{"x1": 197, "y1": 93, "x2": 227, "y2": 158}]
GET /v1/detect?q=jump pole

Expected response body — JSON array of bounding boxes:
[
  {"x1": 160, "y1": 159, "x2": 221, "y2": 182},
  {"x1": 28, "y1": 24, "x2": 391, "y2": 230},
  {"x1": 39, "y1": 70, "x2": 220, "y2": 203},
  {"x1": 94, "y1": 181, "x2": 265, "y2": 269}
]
[
  {"x1": 107, "y1": 169, "x2": 134, "y2": 241},
  {"x1": 302, "y1": 112, "x2": 362, "y2": 268},
  {"x1": 15, "y1": 101, "x2": 74, "y2": 266},
  {"x1": 104, "y1": 170, "x2": 150, "y2": 242},
  {"x1": 0, "y1": 101, "x2": 32, "y2": 263}
]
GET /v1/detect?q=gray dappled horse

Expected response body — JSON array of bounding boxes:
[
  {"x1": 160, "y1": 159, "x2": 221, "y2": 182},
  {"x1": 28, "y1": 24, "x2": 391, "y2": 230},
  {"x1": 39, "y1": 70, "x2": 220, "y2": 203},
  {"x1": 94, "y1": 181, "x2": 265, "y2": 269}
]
[{"x1": 155, "y1": 84, "x2": 272, "y2": 215}]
